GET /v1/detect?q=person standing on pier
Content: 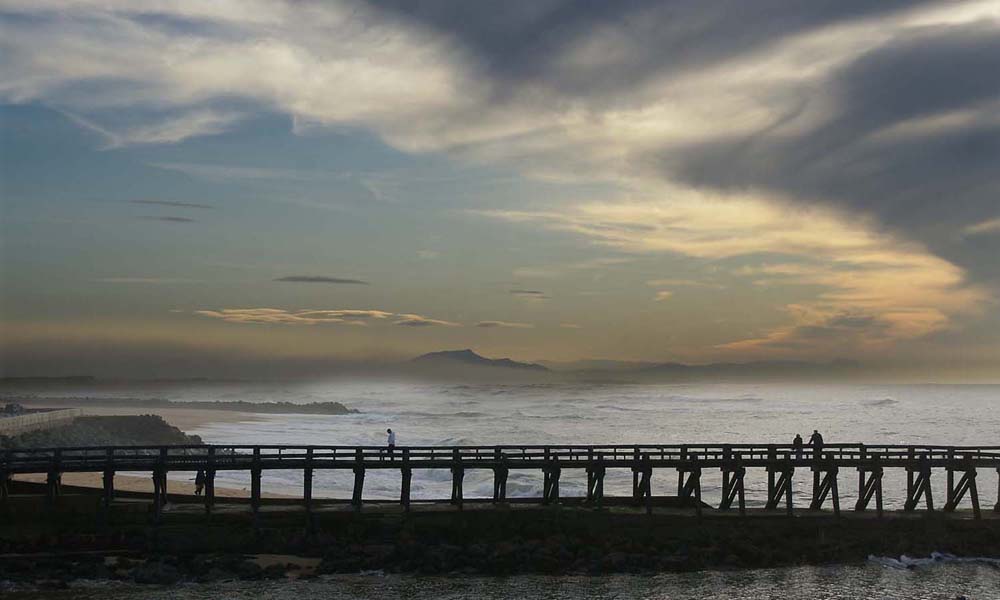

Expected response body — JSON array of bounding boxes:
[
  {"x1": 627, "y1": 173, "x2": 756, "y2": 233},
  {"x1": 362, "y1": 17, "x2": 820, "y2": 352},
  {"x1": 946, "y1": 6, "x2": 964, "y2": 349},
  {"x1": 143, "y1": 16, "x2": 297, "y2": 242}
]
[
  {"x1": 808, "y1": 430, "x2": 824, "y2": 458},
  {"x1": 792, "y1": 434, "x2": 804, "y2": 460},
  {"x1": 386, "y1": 428, "x2": 396, "y2": 459}
]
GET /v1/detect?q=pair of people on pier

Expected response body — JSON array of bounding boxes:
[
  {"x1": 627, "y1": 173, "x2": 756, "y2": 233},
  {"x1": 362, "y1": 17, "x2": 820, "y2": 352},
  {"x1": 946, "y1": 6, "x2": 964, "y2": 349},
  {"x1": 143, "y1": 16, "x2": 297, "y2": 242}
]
[{"x1": 792, "y1": 430, "x2": 824, "y2": 459}]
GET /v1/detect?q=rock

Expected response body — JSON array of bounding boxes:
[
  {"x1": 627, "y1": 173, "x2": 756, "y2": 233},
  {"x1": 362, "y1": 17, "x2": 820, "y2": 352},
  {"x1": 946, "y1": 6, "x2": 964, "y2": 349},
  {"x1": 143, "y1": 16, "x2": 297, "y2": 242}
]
[
  {"x1": 198, "y1": 567, "x2": 234, "y2": 583},
  {"x1": 132, "y1": 561, "x2": 182, "y2": 585},
  {"x1": 234, "y1": 560, "x2": 263, "y2": 580},
  {"x1": 262, "y1": 564, "x2": 288, "y2": 579}
]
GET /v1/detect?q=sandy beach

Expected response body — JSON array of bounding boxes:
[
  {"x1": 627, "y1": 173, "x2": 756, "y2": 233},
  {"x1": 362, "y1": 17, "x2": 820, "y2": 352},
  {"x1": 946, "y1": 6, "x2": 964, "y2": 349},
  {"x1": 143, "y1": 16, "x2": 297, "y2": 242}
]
[{"x1": 12, "y1": 471, "x2": 293, "y2": 498}]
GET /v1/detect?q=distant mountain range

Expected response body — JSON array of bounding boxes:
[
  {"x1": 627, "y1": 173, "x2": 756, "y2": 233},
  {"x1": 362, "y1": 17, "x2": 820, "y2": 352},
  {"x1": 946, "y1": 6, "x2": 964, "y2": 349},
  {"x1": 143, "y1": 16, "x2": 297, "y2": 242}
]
[
  {"x1": 1, "y1": 353, "x2": 863, "y2": 383},
  {"x1": 411, "y1": 349, "x2": 548, "y2": 372},
  {"x1": 410, "y1": 350, "x2": 858, "y2": 381}
]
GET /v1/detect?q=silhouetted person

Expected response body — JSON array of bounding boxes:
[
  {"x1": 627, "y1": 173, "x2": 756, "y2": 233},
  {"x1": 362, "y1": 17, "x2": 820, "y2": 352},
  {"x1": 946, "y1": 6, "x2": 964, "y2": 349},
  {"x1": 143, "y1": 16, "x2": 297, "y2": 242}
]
[
  {"x1": 808, "y1": 430, "x2": 824, "y2": 458},
  {"x1": 194, "y1": 470, "x2": 205, "y2": 496},
  {"x1": 386, "y1": 428, "x2": 396, "y2": 459},
  {"x1": 792, "y1": 434, "x2": 804, "y2": 460}
]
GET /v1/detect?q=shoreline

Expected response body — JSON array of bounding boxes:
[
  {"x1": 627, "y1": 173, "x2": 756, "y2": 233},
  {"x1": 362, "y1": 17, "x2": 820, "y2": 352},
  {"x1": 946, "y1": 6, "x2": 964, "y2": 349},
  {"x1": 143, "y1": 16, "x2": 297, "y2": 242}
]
[{"x1": 10, "y1": 472, "x2": 294, "y2": 499}]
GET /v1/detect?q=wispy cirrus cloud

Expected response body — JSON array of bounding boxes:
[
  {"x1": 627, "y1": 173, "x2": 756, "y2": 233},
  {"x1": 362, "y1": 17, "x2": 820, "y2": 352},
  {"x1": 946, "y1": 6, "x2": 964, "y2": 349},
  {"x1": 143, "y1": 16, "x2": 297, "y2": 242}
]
[
  {"x1": 60, "y1": 108, "x2": 244, "y2": 149},
  {"x1": 275, "y1": 276, "x2": 369, "y2": 285},
  {"x1": 193, "y1": 308, "x2": 463, "y2": 327}
]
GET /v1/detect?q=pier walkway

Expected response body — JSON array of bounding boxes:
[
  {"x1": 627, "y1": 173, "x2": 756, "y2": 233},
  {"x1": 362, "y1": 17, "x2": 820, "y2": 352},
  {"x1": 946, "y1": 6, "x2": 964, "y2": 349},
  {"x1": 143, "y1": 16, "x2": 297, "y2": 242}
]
[{"x1": 3, "y1": 443, "x2": 999, "y2": 520}]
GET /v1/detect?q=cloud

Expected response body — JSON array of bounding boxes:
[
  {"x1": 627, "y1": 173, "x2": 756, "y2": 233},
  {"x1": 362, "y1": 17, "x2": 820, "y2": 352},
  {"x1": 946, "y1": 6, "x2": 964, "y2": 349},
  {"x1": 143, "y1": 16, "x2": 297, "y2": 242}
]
[
  {"x1": 194, "y1": 308, "x2": 399, "y2": 325},
  {"x1": 96, "y1": 277, "x2": 199, "y2": 284},
  {"x1": 59, "y1": 108, "x2": 244, "y2": 148},
  {"x1": 647, "y1": 278, "x2": 723, "y2": 289},
  {"x1": 129, "y1": 200, "x2": 214, "y2": 210},
  {"x1": 559, "y1": 323, "x2": 582, "y2": 329},
  {"x1": 138, "y1": 216, "x2": 196, "y2": 223},
  {"x1": 3, "y1": 0, "x2": 999, "y2": 360},
  {"x1": 509, "y1": 289, "x2": 550, "y2": 300},
  {"x1": 275, "y1": 276, "x2": 370, "y2": 285},
  {"x1": 964, "y1": 218, "x2": 1000, "y2": 237},
  {"x1": 393, "y1": 314, "x2": 461, "y2": 327},
  {"x1": 654, "y1": 290, "x2": 673, "y2": 302},
  {"x1": 485, "y1": 184, "x2": 988, "y2": 357},
  {"x1": 475, "y1": 320, "x2": 534, "y2": 329}
]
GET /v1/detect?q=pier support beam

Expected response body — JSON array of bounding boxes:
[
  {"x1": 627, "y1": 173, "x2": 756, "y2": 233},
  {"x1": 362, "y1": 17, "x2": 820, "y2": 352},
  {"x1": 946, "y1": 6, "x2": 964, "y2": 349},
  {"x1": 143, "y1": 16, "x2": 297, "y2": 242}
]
[
  {"x1": 855, "y1": 461, "x2": 884, "y2": 518},
  {"x1": 809, "y1": 456, "x2": 840, "y2": 517},
  {"x1": 677, "y1": 457, "x2": 701, "y2": 517},
  {"x1": 719, "y1": 459, "x2": 746, "y2": 515},
  {"x1": 632, "y1": 455, "x2": 653, "y2": 514},
  {"x1": 450, "y1": 467, "x2": 465, "y2": 509},
  {"x1": 250, "y1": 447, "x2": 262, "y2": 523},
  {"x1": 400, "y1": 448, "x2": 411, "y2": 511},
  {"x1": 450, "y1": 448, "x2": 464, "y2": 509},
  {"x1": 944, "y1": 455, "x2": 980, "y2": 519},
  {"x1": 204, "y1": 447, "x2": 216, "y2": 517},
  {"x1": 493, "y1": 464, "x2": 509, "y2": 503},
  {"x1": 765, "y1": 450, "x2": 794, "y2": 516},
  {"x1": 543, "y1": 464, "x2": 561, "y2": 505},
  {"x1": 400, "y1": 467, "x2": 412, "y2": 510},
  {"x1": 46, "y1": 449, "x2": 62, "y2": 507},
  {"x1": 303, "y1": 448, "x2": 314, "y2": 515},
  {"x1": 352, "y1": 467, "x2": 366, "y2": 511},
  {"x1": 904, "y1": 454, "x2": 933, "y2": 512},
  {"x1": 45, "y1": 470, "x2": 61, "y2": 505},
  {"x1": 995, "y1": 468, "x2": 1000, "y2": 513},
  {"x1": 0, "y1": 472, "x2": 8, "y2": 505},
  {"x1": 586, "y1": 464, "x2": 605, "y2": 509}
]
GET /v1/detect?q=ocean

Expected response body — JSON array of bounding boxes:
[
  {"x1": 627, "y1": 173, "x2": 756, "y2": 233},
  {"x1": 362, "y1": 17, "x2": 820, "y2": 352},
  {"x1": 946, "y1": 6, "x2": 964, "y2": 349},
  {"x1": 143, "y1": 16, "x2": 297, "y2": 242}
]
[
  {"x1": 165, "y1": 380, "x2": 1000, "y2": 509},
  {"x1": 10, "y1": 380, "x2": 1000, "y2": 598}
]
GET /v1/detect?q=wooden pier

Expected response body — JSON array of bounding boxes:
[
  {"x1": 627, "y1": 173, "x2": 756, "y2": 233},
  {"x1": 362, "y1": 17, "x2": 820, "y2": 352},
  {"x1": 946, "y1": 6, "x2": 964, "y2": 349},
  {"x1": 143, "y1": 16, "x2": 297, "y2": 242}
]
[{"x1": 3, "y1": 443, "x2": 999, "y2": 521}]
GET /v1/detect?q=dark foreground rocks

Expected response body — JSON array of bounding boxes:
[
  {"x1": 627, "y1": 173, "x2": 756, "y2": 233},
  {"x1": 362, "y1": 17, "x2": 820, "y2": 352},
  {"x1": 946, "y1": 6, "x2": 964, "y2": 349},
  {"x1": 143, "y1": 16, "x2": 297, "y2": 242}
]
[{"x1": 2, "y1": 504, "x2": 999, "y2": 586}]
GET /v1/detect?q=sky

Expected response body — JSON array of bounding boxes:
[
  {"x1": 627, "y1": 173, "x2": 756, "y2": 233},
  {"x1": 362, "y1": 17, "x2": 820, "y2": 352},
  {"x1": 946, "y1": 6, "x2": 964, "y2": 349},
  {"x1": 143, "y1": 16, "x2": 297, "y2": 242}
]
[{"x1": 1, "y1": 1, "x2": 1000, "y2": 379}]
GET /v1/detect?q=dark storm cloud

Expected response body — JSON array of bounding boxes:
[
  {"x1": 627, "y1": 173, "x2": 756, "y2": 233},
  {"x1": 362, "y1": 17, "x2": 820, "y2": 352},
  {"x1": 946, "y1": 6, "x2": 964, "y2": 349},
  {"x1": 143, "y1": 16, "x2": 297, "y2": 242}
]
[
  {"x1": 130, "y1": 200, "x2": 214, "y2": 209},
  {"x1": 275, "y1": 276, "x2": 370, "y2": 285},
  {"x1": 368, "y1": 0, "x2": 934, "y2": 100},
  {"x1": 138, "y1": 216, "x2": 196, "y2": 223},
  {"x1": 657, "y1": 24, "x2": 1000, "y2": 282}
]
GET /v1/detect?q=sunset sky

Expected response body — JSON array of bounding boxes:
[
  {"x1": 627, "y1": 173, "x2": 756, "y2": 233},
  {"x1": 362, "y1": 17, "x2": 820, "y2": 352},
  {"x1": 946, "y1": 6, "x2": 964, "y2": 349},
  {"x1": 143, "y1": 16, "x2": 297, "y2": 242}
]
[{"x1": 2, "y1": 1, "x2": 1000, "y2": 378}]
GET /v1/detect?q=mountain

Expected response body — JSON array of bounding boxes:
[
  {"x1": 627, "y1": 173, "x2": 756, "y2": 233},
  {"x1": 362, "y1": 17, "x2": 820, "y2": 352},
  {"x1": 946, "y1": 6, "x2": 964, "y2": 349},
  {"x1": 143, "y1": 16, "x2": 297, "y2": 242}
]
[{"x1": 411, "y1": 349, "x2": 549, "y2": 372}]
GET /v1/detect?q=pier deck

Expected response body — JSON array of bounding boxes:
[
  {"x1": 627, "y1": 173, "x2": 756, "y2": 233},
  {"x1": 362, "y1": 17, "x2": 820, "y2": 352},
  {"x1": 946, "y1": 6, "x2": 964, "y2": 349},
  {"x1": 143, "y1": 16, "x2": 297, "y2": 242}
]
[{"x1": 3, "y1": 443, "x2": 1000, "y2": 520}]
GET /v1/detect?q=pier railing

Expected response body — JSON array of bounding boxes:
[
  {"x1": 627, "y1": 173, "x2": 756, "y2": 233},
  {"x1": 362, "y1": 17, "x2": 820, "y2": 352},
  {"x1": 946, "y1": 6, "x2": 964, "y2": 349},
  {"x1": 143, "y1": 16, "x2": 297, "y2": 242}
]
[{"x1": 3, "y1": 443, "x2": 1000, "y2": 519}]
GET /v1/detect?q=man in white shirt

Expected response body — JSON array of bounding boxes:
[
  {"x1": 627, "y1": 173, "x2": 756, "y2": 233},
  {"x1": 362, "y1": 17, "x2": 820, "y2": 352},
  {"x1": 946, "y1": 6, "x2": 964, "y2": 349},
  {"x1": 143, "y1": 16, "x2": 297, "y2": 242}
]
[{"x1": 386, "y1": 428, "x2": 396, "y2": 459}]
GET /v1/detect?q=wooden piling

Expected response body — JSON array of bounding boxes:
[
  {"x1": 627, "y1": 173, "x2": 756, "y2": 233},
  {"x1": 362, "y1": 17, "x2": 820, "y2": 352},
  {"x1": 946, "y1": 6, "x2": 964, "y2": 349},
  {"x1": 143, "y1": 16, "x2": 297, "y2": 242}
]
[
  {"x1": 944, "y1": 454, "x2": 980, "y2": 519},
  {"x1": 904, "y1": 454, "x2": 934, "y2": 512},
  {"x1": 250, "y1": 447, "x2": 262, "y2": 518},
  {"x1": 809, "y1": 454, "x2": 840, "y2": 517},
  {"x1": 400, "y1": 448, "x2": 411, "y2": 510},
  {"x1": 204, "y1": 446, "x2": 216, "y2": 517},
  {"x1": 677, "y1": 455, "x2": 701, "y2": 517},
  {"x1": 720, "y1": 451, "x2": 746, "y2": 516},
  {"x1": 351, "y1": 447, "x2": 367, "y2": 510},
  {"x1": 450, "y1": 448, "x2": 464, "y2": 509},
  {"x1": 855, "y1": 454, "x2": 883, "y2": 518}
]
